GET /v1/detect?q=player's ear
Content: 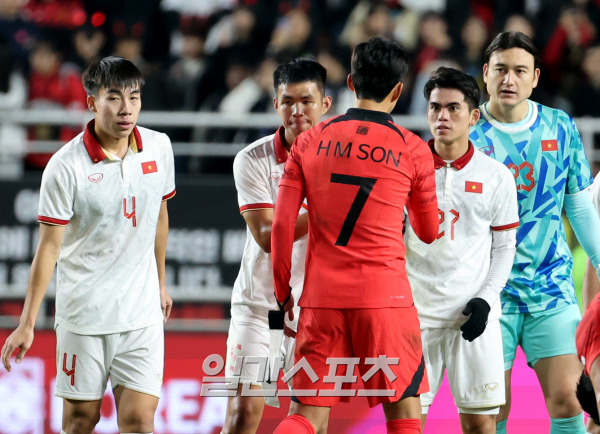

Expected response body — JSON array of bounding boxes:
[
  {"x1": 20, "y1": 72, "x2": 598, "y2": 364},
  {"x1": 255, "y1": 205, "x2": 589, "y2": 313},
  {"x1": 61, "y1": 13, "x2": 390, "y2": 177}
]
[
  {"x1": 87, "y1": 95, "x2": 96, "y2": 112},
  {"x1": 273, "y1": 96, "x2": 278, "y2": 111},
  {"x1": 482, "y1": 64, "x2": 489, "y2": 84},
  {"x1": 390, "y1": 82, "x2": 403, "y2": 102},
  {"x1": 533, "y1": 67, "x2": 540, "y2": 88},
  {"x1": 470, "y1": 108, "x2": 480, "y2": 126},
  {"x1": 321, "y1": 95, "x2": 333, "y2": 114},
  {"x1": 347, "y1": 74, "x2": 355, "y2": 91}
]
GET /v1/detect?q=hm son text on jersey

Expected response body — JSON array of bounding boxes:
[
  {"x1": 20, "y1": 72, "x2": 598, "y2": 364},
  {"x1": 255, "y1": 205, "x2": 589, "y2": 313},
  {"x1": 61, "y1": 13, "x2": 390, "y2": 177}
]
[{"x1": 316, "y1": 141, "x2": 402, "y2": 167}]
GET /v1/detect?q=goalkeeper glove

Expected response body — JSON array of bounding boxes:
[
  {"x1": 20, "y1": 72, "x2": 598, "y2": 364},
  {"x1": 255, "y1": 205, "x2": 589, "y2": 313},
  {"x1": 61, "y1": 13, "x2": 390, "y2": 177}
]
[{"x1": 460, "y1": 298, "x2": 490, "y2": 342}]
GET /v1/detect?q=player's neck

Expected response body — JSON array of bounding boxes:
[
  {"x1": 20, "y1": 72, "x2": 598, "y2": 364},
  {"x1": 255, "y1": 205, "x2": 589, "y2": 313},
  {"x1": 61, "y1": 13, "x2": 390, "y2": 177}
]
[
  {"x1": 283, "y1": 130, "x2": 295, "y2": 152},
  {"x1": 95, "y1": 130, "x2": 130, "y2": 159},
  {"x1": 434, "y1": 140, "x2": 469, "y2": 162},
  {"x1": 487, "y1": 99, "x2": 530, "y2": 124},
  {"x1": 354, "y1": 98, "x2": 394, "y2": 114}
]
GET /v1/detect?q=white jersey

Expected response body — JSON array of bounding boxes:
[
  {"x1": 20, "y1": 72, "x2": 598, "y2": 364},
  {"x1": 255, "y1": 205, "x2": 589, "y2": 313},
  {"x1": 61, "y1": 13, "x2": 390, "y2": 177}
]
[
  {"x1": 406, "y1": 143, "x2": 519, "y2": 329},
  {"x1": 39, "y1": 120, "x2": 176, "y2": 335},
  {"x1": 231, "y1": 127, "x2": 307, "y2": 328}
]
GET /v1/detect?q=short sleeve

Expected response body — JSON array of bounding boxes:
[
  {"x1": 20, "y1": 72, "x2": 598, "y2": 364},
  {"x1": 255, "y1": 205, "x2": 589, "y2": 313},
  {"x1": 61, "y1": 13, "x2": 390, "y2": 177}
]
[
  {"x1": 566, "y1": 115, "x2": 594, "y2": 194},
  {"x1": 38, "y1": 155, "x2": 75, "y2": 225},
  {"x1": 162, "y1": 133, "x2": 176, "y2": 200},
  {"x1": 233, "y1": 149, "x2": 274, "y2": 212},
  {"x1": 491, "y1": 165, "x2": 520, "y2": 231}
]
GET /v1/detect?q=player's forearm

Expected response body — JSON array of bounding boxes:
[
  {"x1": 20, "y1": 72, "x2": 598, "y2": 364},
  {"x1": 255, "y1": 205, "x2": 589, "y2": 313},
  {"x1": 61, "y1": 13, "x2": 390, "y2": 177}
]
[
  {"x1": 476, "y1": 229, "x2": 517, "y2": 308},
  {"x1": 155, "y1": 202, "x2": 169, "y2": 289},
  {"x1": 565, "y1": 189, "x2": 600, "y2": 267},
  {"x1": 293, "y1": 211, "x2": 309, "y2": 241},
  {"x1": 407, "y1": 206, "x2": 439, "y2": 244},
  {"x1": 20, "y1": 226, "x2": 64, "y2": 328},
  {"x1": 272, "y1": 185, "x2": 303, "y2": 303}
]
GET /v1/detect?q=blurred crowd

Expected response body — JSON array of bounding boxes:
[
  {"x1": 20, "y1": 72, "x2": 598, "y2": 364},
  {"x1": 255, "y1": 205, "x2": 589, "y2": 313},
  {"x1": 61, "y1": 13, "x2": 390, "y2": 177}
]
[{"x1": 1, "y1": 0, "x2": 600, "y2": 175}]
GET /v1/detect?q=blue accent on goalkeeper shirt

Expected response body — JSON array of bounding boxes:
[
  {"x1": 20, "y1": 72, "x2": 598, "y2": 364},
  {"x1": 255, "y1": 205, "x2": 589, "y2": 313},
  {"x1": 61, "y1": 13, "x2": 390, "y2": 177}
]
[{"x1": 469, "y1": 100, "x2": 593, "y2": 314}]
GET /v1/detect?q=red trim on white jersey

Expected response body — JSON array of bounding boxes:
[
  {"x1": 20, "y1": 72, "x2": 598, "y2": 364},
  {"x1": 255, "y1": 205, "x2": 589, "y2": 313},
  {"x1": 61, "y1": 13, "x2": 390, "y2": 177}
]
[
  {"x1": 38, "y1": 215, "x2": 69, "y2": 225},
  {"x1": 429, "y1": 140, "x2": 475, "y2": 170},
  {"x1": 274, "y1": 127, "x2": 289, "y2": 164},
  {"x1": 492, "y1": 221, "x2": 520, "y2": 231},
  {"x1": 162, "y1": 189, "x2": 176, "y2": 201},
  {"x1": 83, "y1": 120, "x2": 143, "y2": 164},
  {"x1": 240, "y1": 203, "x2": 274, "y2": 213}
]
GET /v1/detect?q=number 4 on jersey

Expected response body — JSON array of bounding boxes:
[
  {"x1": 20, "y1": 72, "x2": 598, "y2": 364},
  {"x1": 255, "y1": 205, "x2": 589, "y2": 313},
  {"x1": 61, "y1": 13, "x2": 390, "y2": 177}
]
[{"x1": 330, "y1": 173, "x2": 377, "y2": 246}]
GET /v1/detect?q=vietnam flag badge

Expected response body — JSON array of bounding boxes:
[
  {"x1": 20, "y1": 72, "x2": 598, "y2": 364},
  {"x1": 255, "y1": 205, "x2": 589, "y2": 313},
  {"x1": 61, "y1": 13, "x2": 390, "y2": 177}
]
[
  {"x1": 541, "y1": 139, "x2": 558, "y2": 151},
  {"x1": 465, "y1": 181, "x2": 483, "y2": 194},
  {"x1": 142, "y1": 161, "x2": 158, "y2": 174}
]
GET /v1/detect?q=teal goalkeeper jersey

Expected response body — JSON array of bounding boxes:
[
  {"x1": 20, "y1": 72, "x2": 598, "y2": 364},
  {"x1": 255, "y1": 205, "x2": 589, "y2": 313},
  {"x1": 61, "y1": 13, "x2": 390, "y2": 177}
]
[{"x1": 470, "y1": 100, "x2": 593, "y2": 313}]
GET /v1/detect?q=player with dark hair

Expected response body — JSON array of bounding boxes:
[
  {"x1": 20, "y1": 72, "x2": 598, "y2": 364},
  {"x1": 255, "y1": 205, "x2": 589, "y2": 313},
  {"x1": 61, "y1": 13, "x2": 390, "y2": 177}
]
[
  {"x1": 470, "y1": 31, "x2": 600, "y2": 434},
  {"x1": 223, "y1": 58, "x2": 332, "y2": 434},
  {"x1": 271, "y1": 37, "x2": 439, "y2": 434},
  {"x1": 1, "y1": 56, "x2": 175, "y2": 433},
  {"x1": 407, "y1": 66, "x2": 519, "y2": 434}
]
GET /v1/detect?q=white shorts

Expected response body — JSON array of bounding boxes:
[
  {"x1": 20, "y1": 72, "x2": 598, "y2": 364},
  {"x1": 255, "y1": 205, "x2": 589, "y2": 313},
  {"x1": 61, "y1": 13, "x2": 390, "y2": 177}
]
[
  {"x1": 225, "y1": 315, "x2": 295, "y2": 385},
  {"x1": 420, "y1": 319, "x2": 505, "y2": 414},
  {"x1": 55, "y1": 323, "x2": 164, "y2": 400}
]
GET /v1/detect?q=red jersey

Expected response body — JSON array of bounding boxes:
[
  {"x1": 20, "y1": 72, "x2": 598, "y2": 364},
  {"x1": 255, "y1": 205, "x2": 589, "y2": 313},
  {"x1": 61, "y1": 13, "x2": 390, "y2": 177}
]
[
  {"x1": 272, "y1": 108, "x2": 438, "y2": 309},
  {"x1": 577, "y1": 291, "x2": 600, "y2": 375}
]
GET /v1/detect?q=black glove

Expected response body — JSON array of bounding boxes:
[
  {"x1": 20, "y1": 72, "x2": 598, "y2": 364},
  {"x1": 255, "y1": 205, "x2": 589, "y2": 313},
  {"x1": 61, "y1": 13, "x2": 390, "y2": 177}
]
[{"x1": 460, "y1": 298, "x2": 490, "y2": 342}]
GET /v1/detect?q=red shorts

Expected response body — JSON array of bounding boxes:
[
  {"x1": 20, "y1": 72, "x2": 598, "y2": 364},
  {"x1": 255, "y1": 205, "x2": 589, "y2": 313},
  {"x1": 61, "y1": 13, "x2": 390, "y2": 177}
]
[
  {"x1": 577, "y1": 294, "x2": 600, "y2": 375},
  {"x1": 289, "y1": 306, "x2": 428, "y2": 407}
]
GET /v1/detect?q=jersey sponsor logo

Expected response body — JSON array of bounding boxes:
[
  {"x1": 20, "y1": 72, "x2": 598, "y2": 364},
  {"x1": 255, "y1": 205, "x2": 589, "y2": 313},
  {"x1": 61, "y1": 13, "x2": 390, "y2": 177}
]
[
  {"x1": 142, "y1": 160, "x2": 158, "y2": 174},
  {"x1": 356, "y1": 126, "x2": 369, "y2": 135},
  {"x1": 484, "y1": 382, "x2": 499, "y2": 391},
  {"x1": 270, "y1": 171, "x2": 282, "y2": 182},
  {"x1": 123, "y1": 196, "x2": 137, "y2": 227},
  {"x1": 541, "y1": 139, "x2": 558, "y2": 151},
  {"x1": 62, "y1": 353, "x2": 76, "y2": 386},
  {"x1": 87, "y1": 173, "x2": 104, "y2": 183},
  {"x1": 465, "y1": 181, "x2": 483, "y2": 194},
  {"x1": 316, "y1": 141, "x2": 402, "y2": 167},
  {"x1": 480, "y1": 145, "x2": 495, "y2": 156}
]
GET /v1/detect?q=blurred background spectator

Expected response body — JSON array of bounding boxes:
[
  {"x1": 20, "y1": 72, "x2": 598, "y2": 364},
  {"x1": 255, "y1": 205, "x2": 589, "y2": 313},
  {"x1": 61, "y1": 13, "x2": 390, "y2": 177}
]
[
  {"x1": 0, "y1": 0, "x2": 598, "y2": 176},
  {"x1": 25, "y1": 39, "x2": 86, "y2": 170}
]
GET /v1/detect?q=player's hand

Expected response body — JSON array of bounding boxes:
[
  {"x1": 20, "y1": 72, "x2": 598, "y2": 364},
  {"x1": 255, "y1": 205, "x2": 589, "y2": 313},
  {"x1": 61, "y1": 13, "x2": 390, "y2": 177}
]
[
  {"x1": 276, "y1": 289, "x2": 295, "y2": 322},
  {"x1": 1, "y1": 325, "x2": 34, "y2": 372},
  {"x1": 460, "y1": 298, "x2": 490, "y2": 342},
  {"x1": 284, "y1": 324, "x2": 297, "y2": 338},
  {"x1": 160, "y1": 286, "x2": 173, "y2": 323}
]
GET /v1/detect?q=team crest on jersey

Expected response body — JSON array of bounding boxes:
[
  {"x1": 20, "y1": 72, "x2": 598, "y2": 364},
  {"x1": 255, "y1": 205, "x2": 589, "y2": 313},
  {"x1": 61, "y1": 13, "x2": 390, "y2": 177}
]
[
  {"x1": 88, "y1": 173, "x2": 104, "y2": 183},
  {"x1": 271, "y1": 172, "x2": 282, "y2": 182},
  {"x1": 480, "y1": 146, "x2": 495, "y2": 157}
]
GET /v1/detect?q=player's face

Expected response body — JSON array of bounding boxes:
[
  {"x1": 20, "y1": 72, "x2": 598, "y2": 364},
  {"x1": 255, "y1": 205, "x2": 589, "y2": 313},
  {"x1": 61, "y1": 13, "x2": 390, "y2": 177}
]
[
  {"x1": 274, "y1": 81, "x2": 332, "y2": 147},
  {"x1": 89, "y1": 85, "x2": 141, "y2": 144},
  {"x1": 427, "y1": 87, "x2": 479, "y2": 146},
  {"x1": 483, "y1": 47, "x2": 539, "y2": 109}
]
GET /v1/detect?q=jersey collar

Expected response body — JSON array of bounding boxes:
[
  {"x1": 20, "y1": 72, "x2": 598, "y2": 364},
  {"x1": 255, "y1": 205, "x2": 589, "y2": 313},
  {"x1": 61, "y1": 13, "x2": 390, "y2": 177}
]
[
  {"x1": 346, "y1": 107, "x2": 394, "y2": 122},
  {"x1": 274, "y1": 126, "x2": 289, "y2": 164},
  {"x1": 428, "y1": 139, "x2": 475, "y2": 170},
  {"x1": 83, "y1": 120, "x2": 143, "y2": 163}
]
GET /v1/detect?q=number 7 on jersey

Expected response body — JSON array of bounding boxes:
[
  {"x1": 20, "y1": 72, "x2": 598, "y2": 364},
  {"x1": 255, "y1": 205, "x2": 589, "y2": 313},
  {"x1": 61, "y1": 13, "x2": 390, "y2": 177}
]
[{"x1": 330, "y1": 173, "x2": 377, "y2": 246}]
